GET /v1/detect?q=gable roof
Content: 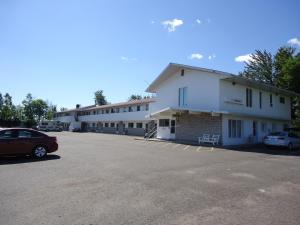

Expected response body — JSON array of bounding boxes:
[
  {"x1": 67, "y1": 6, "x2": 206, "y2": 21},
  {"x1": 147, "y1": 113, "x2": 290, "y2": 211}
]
[{"x1": 146, "y1": 63, "x2": 300, "y2": 97}]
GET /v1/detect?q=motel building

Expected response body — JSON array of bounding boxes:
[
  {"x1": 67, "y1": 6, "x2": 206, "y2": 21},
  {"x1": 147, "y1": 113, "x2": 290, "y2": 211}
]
[{"x1": 54, "y1": 63, "x2": 299, "y2": 146}]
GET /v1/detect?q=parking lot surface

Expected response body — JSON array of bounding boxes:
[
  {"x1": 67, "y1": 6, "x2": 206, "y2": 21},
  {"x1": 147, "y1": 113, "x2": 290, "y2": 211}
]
[{"x1": 1, "y1": 132, "x2": 300, "y2": 225}]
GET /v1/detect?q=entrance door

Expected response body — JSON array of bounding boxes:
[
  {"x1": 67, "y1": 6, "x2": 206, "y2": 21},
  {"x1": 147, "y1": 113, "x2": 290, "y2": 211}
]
[{"x1": 170, "y1": 119, "x2": 176, "y2": 139}]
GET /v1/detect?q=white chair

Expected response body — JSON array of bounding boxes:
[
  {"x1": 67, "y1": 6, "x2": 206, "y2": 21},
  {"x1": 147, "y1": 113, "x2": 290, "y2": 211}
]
[
  {"x1": 210, "y1": 134, "x2": 220, "y2": 145},
  {"x1": 198, "y1": 134, "x2": 210, "y2": 144}
]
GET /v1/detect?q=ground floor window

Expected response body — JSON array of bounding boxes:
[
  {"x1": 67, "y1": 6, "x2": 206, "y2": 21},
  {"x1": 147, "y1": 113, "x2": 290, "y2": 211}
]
[
  {"x1": 261, "y1": 122, "x2": 267, "y2": 132},
  {"x1": 228, "y1": 119, "x2": 242, "y2": 138},
  {"x1": 105, "y1": 123, "x2": 109, "y2": 128},
  {"x1": 128, "y1": 123, "x2": 134, "y2": 128},
  {"x1": 159, "y1": 119, "x2": 169, "y2": 127},
  {"x1": 110, "y1": 123, "x2": 115, "y2": 127},
  {"x1": 136, "y1": 123, "x2": 143, "y2": 128}
]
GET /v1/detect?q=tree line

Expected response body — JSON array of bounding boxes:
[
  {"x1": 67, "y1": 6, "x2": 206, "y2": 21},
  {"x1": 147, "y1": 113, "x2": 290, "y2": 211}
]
[
  {"x1": 239, "y1": 46, "x2": 300, "y2": 126},
  {"x1": 0, "y1": 93, "x2": 57, "y2": 127},
  {"x1": 94, "y1": 90, "x2": 151, "y2": 106}
]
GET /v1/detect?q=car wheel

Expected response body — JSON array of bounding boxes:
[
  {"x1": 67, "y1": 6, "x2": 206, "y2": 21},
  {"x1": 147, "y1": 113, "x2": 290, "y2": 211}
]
[
  {"x1": 288, "y1": 142, "x2": 293, "y2": 151},
  {"x1": 33, "y1": 146, "x2": 47, "y2": 159}
]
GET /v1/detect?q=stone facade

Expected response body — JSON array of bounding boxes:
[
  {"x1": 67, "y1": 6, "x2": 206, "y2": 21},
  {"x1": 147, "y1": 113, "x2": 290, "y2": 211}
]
[{"x1": 176, "y1": 113, "x2": 222, "y2": 143}]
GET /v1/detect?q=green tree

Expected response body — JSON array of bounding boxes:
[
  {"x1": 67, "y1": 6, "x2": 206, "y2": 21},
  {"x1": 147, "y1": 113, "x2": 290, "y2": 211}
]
[
  {"x1": 22, "y1": 93, "x2": 34, "y2": 120},
  {"x1": 1, "y1": 93, "x2": 14, "y2": 121},
  {"x1": 94, "y1": 90, "x2": 107, "y2": 105},
  {"x1": 31, "y1": 99, "x2": 48, "y2": 122},
  {"x1": 128, "y1": 94, "x2": 142, "y2": 101},
  {"x1": 45, "y1": 104, "x2": 57, "y2": 120},
  {"x1": 239, "y1": 50, "x2": 274, "y2": 85}
]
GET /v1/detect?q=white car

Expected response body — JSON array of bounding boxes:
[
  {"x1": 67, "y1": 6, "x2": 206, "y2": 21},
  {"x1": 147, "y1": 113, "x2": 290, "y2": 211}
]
[{"x1": 264, "y1": 131, "x2": 300, "y2": 150}]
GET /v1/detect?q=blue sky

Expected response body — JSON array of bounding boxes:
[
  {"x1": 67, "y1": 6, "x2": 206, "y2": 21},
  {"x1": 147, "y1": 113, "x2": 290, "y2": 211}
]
[{"x1": 0, "y1": 0, "x2": 299, "y2": 109}]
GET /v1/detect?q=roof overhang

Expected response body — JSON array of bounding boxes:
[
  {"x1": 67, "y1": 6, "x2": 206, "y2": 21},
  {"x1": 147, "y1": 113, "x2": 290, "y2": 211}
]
[
  {"x1": 146, "y1": 107, "x2": 228, "y2": 118},
  {"x1": 146, "y1": 63, "x2": 232, "y2": 93},
  {"x1": 222, "y1": 76, "x2": 300, "y2": 97}
]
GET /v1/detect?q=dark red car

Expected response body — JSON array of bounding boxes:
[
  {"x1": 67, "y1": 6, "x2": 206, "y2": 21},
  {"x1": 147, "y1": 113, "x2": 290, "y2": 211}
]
[{"x1": 0, "y1": 128, "x2": 58, "y2": 159}]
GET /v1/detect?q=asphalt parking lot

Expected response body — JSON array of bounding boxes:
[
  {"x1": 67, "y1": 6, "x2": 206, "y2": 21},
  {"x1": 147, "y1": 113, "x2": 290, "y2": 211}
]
[{"x1": 1, "y1": 132, "x2": 300, "y2": 225}]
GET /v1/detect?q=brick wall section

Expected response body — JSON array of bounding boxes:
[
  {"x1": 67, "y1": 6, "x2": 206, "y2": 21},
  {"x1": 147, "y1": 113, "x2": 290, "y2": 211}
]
[{"x1": 176, "y1": 113, "x2": 222, "y2": 143}]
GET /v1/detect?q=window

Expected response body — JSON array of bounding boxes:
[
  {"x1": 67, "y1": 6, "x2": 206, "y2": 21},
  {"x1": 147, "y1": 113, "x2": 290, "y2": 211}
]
[
  {"x1": 106, "y1": 109, "x2": 109, "y2": 114},
  {"x1": 159, "y1": 119, "x2": 170, "y2": 127},
  {"x1": 137, "y1": 105, "x2": 140, "y2": 111},
  {"x1": 111, "y1": 108, "x2": 114, "y2": 113},
  {"x1": 136, "y1": 123, "x2": 143, "y2": 128},
  {"x1": 181, "y1": 69, "x2": 185, "y2": 76},
  {"x1": 0, "y1": 130, "x2": 18, "y2": 139},
  {"x1": 145, "y1": 104, "x2": 149, "y2": 111},
  {"x1": 105, "y1": 123, "x2": 109, "y2": 128},
  {"x1": 170, "y1": 120, "x2": 176, "y2": 134},
  {"x1": 259, "y1": 92, "x2": 262, "y2": 109},
  {"x1": 228, "y1": 120, "x2": 242, "y2": 138},
  {"x1": 280, "y1": 96, "x2": 285, "y2": 104},
  {"x1": 178, "y1": 87, "x2": 187, "y2": 107},
  {"x1": 129, "y1": 106, "x2": 132, "y2": 112},
  {"x1": 110, "y1": 123, "x2": 115, "y2": 127},
  {"x1": 261, "y1": 123, "x2": 267, "y2": 132},
  {"x1": 92, "y1": 123, "x2": 95, "y2": 127},
  {"x1": 246, "y1": 88, "x2": 252, "y2": 107},
  {"x1": 128, "y1": 123, "x2": 134, "y2": 128},
  {"x1": 116, "y1": 108, "x2": 119, "y2": 113},
  {"x1": 270, "y1": 94, "x2": 273, "y2": 107}
]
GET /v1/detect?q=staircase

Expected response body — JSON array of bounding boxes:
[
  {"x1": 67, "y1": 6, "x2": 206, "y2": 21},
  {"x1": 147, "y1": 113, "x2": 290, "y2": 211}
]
[{"x1": 144, "y1": 126, "x2": 157, "y2": 140}]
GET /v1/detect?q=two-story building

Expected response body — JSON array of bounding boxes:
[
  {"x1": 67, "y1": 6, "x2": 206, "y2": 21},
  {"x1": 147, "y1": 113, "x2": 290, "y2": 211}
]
[
  {"x1": 54, "y1": 62, "x2": 298, "y2": 145},
  {"x1": 54, "y1": 98, "x2": 154, "y2": 136},
  {"x1": 146, "y1": 63, "x2": 298, "y2": 145}
]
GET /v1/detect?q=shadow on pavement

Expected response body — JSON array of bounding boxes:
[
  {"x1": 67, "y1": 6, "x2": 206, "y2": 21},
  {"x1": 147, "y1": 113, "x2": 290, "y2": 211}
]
[
  {"x1": 222, "y1": 144, "x2": 300, "y2": 156},
  {"x1": 0, "y1": 154, "x2": 61, "y2": 165}
]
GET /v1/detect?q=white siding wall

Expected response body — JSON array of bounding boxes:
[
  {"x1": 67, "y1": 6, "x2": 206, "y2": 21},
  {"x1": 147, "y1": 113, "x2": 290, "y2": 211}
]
[
  {"x1": 219, "y1": 80, "x2": 291, "y2": 120},
  {"x1": 222, "y1": 114, "x2": 288, "y2": 145},
  {"x1": 150, "y1": 69, "x2": 222, "y2": 113},
  {"x1": 79, "y1": 111, "x2": 150, "y2": 122}
]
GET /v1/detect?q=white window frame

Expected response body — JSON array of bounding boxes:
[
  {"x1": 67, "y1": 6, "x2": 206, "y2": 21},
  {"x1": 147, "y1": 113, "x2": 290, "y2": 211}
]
[{"x1": 178, "y1": 87, "x2": 188, "y2": 107}]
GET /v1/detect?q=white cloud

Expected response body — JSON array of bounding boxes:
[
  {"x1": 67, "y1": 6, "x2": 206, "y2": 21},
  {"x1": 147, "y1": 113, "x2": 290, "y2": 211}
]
[
  {"x1": 196, "y1": 19, "x2": 202, "y2": 24},
  {"x1": 208, "y1": 54, "x2": 216, "y2": 60},
  {"x1": 189, "y1": 53, "x2": 203, "y2": 60},
  {"x1": 162, "y1": 18, "x2": 183, "y2": 32},
  {"x1": 121, "y1": 56, "x2": 137, "y2": 62},
  {"x1": 235, "y1": 54, "x2": 252, "y2": 63},
  {"x1": 287, "y1": 38, "x2": 300, "y2": 46}
]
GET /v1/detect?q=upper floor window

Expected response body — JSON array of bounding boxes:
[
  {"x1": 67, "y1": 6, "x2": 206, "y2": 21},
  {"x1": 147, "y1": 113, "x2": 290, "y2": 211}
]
[
  {"x1": 279, "y1": 96, "x2": 285, "y2": 104},
  {"x1": 246, "y1": 88, "x2": 252, "y2": 107},
  {"x1": 259, "y1": 92, "x2": 262, "y2": 109},
  {"x1": 270, "y1": 94, "x2": 273, "y2": 107},
  {"x1": 178, "y1": 87, "x2": 188, "y2": 107},
  {"x1": 181, "y1": 69, "x2": 185, "y2": 76}
]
